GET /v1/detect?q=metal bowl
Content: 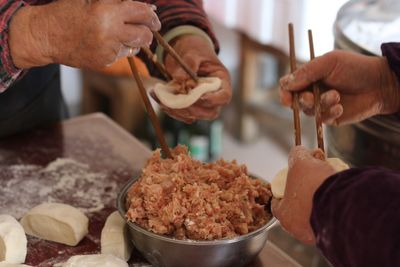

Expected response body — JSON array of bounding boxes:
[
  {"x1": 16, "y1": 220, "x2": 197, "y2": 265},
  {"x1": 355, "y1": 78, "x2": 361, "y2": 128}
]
[{"x1": 117, "y1": 176, "x2": 277, "y2": 267}]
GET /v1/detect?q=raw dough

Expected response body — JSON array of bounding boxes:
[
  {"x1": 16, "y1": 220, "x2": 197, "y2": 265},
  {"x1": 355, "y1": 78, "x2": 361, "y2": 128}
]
[
  {"x1": 152, "y1": 77, "x2": 222, "y2": 109},
  {"x1": 0, "y1": 262, "x2": 31, "y2": 267},
  {"x1": 101, "y1": 211, "x2": 132, "y2": 261},
  {"x1": 271, "y1": 158, "x2": 350, "y2": 199},
  {"x1": 61, "y1": 254, "x2": 128, "y2": 267},
  {"x1": 0, "y1": 215, "x2": 27, "y2": 264},
  {"x1": 20, "y1": 203, "x2": 88, "y2": 246}
]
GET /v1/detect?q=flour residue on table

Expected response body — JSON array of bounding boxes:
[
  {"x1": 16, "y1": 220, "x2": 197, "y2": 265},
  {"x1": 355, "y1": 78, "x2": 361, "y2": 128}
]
[{"x1": 0, "y1": 158, "x2": 117, "y2": 218}]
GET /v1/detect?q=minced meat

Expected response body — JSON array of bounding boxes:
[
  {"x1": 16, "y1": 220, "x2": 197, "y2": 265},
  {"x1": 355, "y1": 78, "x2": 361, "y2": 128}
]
[{"x1": 125, "y1": 145, "x2": 272, "y2": 240}]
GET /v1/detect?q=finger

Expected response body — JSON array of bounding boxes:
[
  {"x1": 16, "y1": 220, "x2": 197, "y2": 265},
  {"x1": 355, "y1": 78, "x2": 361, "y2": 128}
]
[
  {"x1": 187, "y1": 106, "x2": 221, "y2": 121},
  {"x1": 311, "y1": 149, "x2": 325, "y2": 160},
  {"x1": 119, "y1": 24, "x2": 153, "y2": 48},
  {"x1": 116, "y1": 45, "x2": 139, "y2": 59},
  {"x1": 160, "y1": 106, "x2": 196, "y2": 124},
  {"x1": 280, "y1": 51, "x2": 338, "y2": 92},
  {"x1": 299, "y1": 91, "x2": 314, "y2": 110},
  {"x1": 279, "y1": 88, "x2": 293, "y2": 107},
  {"x1": 288, "y1": 145, "x2": 313, "y2": 168},
  {"x1": 197, "y1": 80, "x2": 231, "y2": 108},
  {"x1": 120, "y1": 1, "x2": 161, "y2": 31},
  {"x1": 322, "y1": 104, "x2": 343, "y2": 125},
  {"x1": 320, "y1": 90, "x2": 340, "y2": 112}
]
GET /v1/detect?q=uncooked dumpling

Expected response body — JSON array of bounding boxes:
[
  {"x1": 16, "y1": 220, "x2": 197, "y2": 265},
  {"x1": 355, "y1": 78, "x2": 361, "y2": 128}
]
[
  {"x1": 270, "y1": 168, "x2": 288, "y2": 199},
  {"x1": 153, "y1": 77, "x2": 222, "y2": 109},
  {"x1": 101, "y1": 211, "x2": 132, "y2": 261},
  {"x1": 326, "y1": 158, "x2": 350, "y2": 172},
  {"x1": 20, "y1": 203, "x2": 88, "y2": 246},
  {"x1": 0, "y1": 215, "x2": 27, "y2": 264},
  {"x1": 61, "y1": 254, "x2": 128, "y2": 267},
  {"x1": 0, "y1": 262, "x2": 31, "y2": 267},
  {"x1": 271, "y1": 158, "x2": 349, "y2": 199}
]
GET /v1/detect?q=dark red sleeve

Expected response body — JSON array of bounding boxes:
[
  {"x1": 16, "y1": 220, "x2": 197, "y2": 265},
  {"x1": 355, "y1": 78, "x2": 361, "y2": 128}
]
[
  {"x1": 144, "y1": 0, "x2": 218, "y2": 51},
  {"x1": 311, "y1": 167, "x2": 400, "y2": 267}
]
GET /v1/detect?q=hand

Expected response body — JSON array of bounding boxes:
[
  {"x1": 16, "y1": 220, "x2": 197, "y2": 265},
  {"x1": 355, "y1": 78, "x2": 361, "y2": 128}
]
[
  {"x1": 280, "y1": 50, "x2": 400, "y2": 125},
  {"x1": 161, "y1": 35, "x2": 232, "y2": 123},
  {"x1": 9, "y1": 0, "x2": 161, "y2": 70},
  {"x1": 272, "y1": 146, "x2": 335, "y2": 244}
]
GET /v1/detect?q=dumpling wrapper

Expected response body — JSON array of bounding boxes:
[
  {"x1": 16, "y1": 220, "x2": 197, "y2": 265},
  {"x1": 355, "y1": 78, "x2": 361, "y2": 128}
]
[
  {"x1": 0, "y1": 215, "x2": 27, "y2": 264},
  {"x1": 101, "y1": 211, "x2": 132, "y2": 261},
  {"x1": 271, "y1": 158, "x2": 350, "y2": 199},
  {"x1": 61, "y1": 254, "x2": 128, "y2": 267},
  {"x1": 20, "y1": 203, "x2": 88, "y2": 246},
  {"x1": 152, "y1": 77, "x2": 222, "y2": 109}
]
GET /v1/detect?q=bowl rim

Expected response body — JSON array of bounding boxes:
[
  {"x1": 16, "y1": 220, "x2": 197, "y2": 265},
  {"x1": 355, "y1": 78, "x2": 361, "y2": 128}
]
[{"x1": 117, "y1": 174, "x2": 278, "y2": 246}]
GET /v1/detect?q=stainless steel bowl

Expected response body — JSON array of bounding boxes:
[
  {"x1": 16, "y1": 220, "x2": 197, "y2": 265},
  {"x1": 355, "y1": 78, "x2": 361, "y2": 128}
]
[{"x1": 117, "y1": 176, "x2": 277, "y2": 267}]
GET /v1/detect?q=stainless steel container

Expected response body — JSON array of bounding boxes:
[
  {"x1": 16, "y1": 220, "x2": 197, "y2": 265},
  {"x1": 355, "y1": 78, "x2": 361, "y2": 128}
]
[
  {"x1": 117, "y1": 176, "x2": 277, "y2": 267},
  {"x1": 330, "y1": 0, "x2": 400, "y2": 169}
]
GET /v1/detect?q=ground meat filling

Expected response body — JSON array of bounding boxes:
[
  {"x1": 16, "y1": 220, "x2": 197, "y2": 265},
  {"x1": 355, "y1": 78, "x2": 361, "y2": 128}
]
[{"x1": 126, "y1": 145, "x2": 273, "y2": 241}]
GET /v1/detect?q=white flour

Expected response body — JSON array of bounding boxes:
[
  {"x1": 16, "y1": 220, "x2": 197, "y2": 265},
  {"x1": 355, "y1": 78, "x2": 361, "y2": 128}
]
[{"x1": 0, "y1": 158, "x2": 117, "y2": 218}]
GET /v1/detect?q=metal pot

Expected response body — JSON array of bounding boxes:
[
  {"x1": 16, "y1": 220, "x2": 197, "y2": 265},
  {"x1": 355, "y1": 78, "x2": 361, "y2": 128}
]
[
  {"x1": 330, "y1": 0, "x2": 400, "y2": 169},
  {"x1": 117, "y1": 176, "x2": 277, "y2": 267}
]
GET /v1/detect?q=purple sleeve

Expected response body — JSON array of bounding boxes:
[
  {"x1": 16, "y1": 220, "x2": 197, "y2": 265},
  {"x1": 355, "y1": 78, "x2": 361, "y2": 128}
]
[
  {"x1": 311, "y1": 167, "x2": 400, "y2": 267},
  {"x1": 381, "y1": 43, "x2": 400, "y2": 120},
  {"x1": 382, "y1": 43, "x2": 400, "y2": 83}
]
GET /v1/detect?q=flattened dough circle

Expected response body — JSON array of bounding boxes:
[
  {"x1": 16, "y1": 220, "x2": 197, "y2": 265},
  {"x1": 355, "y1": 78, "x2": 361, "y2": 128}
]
[
  {"x1": 0, "y1": 215, "x2": 27, "y2": 264},
  {"x1": 271, "y1": 158, "x2": 349, "y2": 199},
  {"x1": 101, "y1": 211, "x2": 132, "y2": 261},
  {"x1": 62, "y1": 254, "x2": 128, "y2": 267},
  {"x1": 153, "y1": 77, "x2": 222, "y2": 109}
]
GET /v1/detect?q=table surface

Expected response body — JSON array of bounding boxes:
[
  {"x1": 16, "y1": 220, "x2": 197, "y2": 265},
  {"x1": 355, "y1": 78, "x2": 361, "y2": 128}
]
[{"x1": 0, "y1": 113, "x2": 300, "y2": 267}]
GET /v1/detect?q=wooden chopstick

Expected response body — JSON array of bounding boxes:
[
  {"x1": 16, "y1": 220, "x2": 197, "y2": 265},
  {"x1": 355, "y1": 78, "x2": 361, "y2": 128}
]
[
  {"x1": 127, "y1": 57, "x2": 173, "y2": 159},
  {"x1": 152, "y1": 31, "x2": 199, "y2": 82},
  {"x1": 288, "y1": 23, "x2": 302, "y2": 146},
  {"x1": 141, "y1": 46, "x2": 172, "y2": 81},
  {"x1": 308, "y1": 30, "x2": 325, "y2": 152}
]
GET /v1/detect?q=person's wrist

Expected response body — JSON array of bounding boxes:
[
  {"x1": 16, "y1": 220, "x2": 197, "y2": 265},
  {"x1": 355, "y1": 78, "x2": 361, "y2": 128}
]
[
  {"x1": 378, "y1": 57, "x2": 400, "y2": 114},
  {"x1": 9, "y1": 5, "x2": 54, "y2": 69}
]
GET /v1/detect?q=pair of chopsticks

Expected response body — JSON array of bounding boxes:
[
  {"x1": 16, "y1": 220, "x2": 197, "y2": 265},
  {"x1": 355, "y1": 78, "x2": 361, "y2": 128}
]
[
  {"x1": 127, "y1": 31, "x2": 200, "y2": 159},
  {"x1": 288, "y1": 23, "x2": 325, "y2": 153}
]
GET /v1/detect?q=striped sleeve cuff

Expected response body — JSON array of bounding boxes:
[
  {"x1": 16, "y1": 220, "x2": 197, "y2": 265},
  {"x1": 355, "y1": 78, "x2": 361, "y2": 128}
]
[
  {"x1": 0, "y1": 1, "x2": 26, "y2": 92},
  {"x1": 155, "y1": 25, "x2": 215, "y2": 65}
]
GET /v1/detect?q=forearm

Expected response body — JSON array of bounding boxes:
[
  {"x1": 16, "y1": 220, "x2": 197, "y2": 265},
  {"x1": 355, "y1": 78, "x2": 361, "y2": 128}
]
[
  {"x1": 311, "y1": 167, "x2": 400, "y2": 267},
  {"x1": 0, "y1": 0, "x2": 53, "y2": 92}
]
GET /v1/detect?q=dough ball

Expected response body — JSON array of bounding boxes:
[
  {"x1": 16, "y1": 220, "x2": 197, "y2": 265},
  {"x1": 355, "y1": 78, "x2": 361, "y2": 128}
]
[
  {"x1": 270, "y1": 168, "x2": 288, "y2": 199},
  {"x1": 271, "y1": 158, "x2": 349, "y2": 199},
  {"x1": 101, "y1": 211, "x2": 132, "y2": 261},
  {"x1": 62, "y1": 254, "x2": 128, "y2": 267},
  {"x1": 0, "y1": 262, "x2": 31, "y2": 267},
  {"x1": 326, "y1": 158, "x2": 349, "y2": 172},
  {"x1": 20, "y1": 203, "x2": 88, "y2": 246},
  {"x1": 152, "y1": 77, "x2": 222, "y2": 109},
  {"x1": 0, "y1": 215, "x2": 27, "y2": 264}
]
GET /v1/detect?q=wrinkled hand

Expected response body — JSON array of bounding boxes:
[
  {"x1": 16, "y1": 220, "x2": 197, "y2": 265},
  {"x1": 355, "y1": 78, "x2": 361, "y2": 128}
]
[
  {"x1": 161, "y1": 35, "x2": 232, "y2": 123},
  {"x1": 280, "y1": 50, "x2": 400, "y2": 126},
  {"x1": 9, "y1": 0, "x2": 161, "y2": 69},
  {"x1": 272, "y1": 146, "x2": 335, "y2": 244}
]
